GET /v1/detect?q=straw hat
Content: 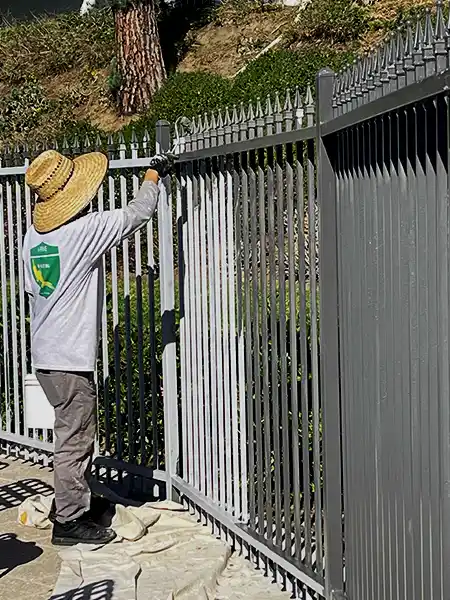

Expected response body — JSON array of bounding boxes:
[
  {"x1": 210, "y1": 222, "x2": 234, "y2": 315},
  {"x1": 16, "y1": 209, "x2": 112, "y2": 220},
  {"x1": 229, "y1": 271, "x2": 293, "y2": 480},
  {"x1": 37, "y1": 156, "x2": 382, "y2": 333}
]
[{"x1": 26, "y1": 149, "x2": 108, "y2": 233}]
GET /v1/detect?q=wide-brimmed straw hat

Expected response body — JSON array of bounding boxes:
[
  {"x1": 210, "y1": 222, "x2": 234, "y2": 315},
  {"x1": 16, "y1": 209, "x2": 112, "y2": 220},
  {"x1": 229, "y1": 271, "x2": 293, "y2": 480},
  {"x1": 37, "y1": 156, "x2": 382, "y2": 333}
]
[{"x1": 26, "y1": 149, "x2": 108, "y2": 233}]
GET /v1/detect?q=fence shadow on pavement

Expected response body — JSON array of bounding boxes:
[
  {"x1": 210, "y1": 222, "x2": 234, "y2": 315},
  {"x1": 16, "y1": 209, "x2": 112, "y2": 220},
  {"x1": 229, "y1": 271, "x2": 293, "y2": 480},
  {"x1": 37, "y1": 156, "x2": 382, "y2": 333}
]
[
  {"x1": 49, "y1": 579, "x2": 115, "y2": 600},
  {"x1": 0, "y1": 478, "x2": 53, "y2": 512},
  {"x1": 0, "y1": 533, "x2": 43, "y2": 579}
]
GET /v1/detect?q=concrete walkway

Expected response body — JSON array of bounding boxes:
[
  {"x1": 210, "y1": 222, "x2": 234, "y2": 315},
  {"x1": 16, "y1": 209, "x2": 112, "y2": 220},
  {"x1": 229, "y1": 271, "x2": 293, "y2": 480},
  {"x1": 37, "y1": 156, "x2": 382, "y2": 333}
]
[
  {"x1": 0, "y1": 456, "x2": 290, "y2": 600},
  {"x1": 0, "y1": 457, "x2": 59, "y2": 600}
]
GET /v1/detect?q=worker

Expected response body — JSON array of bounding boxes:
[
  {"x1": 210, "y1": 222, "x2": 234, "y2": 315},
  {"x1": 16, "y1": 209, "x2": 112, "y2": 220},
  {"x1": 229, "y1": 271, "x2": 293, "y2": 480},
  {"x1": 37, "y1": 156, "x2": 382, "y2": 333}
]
[{"x1": 22, "y1": 148, "x2": 173, "y2": 546}]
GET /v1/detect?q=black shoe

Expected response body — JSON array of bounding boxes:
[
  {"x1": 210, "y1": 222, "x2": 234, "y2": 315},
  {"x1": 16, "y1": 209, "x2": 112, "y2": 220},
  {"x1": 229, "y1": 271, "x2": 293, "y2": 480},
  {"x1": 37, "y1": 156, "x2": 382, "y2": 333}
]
[{"x1": 52, "y1": 516, "x2": 116, "y2": 547}]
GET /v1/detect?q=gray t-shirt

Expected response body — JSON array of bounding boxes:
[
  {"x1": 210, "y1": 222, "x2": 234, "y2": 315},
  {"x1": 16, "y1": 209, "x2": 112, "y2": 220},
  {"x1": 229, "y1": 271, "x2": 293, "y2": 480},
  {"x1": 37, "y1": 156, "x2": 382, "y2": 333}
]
[{"x1": 22, "y1": 180, "x2": 160, "y2": 372}]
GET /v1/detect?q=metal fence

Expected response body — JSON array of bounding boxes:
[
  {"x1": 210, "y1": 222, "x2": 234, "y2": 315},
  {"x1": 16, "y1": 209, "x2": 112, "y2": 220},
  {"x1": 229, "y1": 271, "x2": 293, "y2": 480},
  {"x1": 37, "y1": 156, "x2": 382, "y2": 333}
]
[
  {"x1": 2, "y1": 3, "x2": 450, "y2": 599},
  {"x1": 171, "y1": 88, "x2": 324, "y2": 598}
]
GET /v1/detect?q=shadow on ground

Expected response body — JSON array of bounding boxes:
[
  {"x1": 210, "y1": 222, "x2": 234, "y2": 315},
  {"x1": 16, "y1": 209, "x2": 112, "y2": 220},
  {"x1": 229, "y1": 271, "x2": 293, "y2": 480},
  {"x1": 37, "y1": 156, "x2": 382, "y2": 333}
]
[
  {"x1": 0, "y1": 532, "x2": 43, "y2": 578},
  {"x1": 49, "y1": 579, "x2": 115, "y2": 600},
  {"x1": 0, "y1": 478, "x2": 54, "y2": 511}
]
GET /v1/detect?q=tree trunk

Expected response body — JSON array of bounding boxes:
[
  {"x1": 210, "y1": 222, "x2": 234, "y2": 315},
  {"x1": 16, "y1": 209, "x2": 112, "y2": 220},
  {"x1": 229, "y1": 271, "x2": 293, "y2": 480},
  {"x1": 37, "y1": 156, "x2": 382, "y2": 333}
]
[{"x1": 115, "y1": 0, "x2": 166, "y2": 115}]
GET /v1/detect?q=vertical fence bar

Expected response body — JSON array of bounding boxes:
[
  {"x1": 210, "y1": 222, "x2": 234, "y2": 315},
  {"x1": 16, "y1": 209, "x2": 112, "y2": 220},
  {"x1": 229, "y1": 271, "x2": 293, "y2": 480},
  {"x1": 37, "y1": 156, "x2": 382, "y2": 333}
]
[
  {"x1": 199, "y1": 158, "x2": 212, "y2": 498},
  {"x1": 177, "y1": 159, "x2": 187, "y2": 479},
  {"x1": 206, "y1": 158, "x2": 219, "y2": 503},
  {"x1": 220, "y1": 154, "x2": 232, "y2": 511},
  {"x1": 119, "y1": 138, "x2": 134, "y2": 463},
  {"x1": 107, "y1": 141, "x2": 122, "y2": 462},
  {"x1": 286, "y1": 140, "x2": 302, "y2": 560},
  {"x1": 242, "y1": 150, "x2": 255, "y2": 526},
  {"x1": 227, "y1": 152, "x2": 241, "y2": 518},
  {"x1": 156, "y1": 121, "x2": 179, "y2": 498},
  {"x1": 249, "y1": 147, "x2": 263, "y2": 529},
  {"x1": 192, "y1": 159, "x2": 206, "y2": 494},
  {"x1": 0, "y1": 182, "x2": 10, "y2": 435},
  {"x1": 15, "y1": 178, "x2": 26, "y2": 434},
  {"x1": 440, "y1": 92, "x2": 450, "y2": 600},
  {"x1": 316, "y1": 68, "x2": 345, "y2": 599},
  {"x1": 6, "y1": 180, "x2": 19, "y2": 436},
  {"x1": 131, "y1": 136, "x2": 146, "y2": 466},
  {"x1": 97, "y1": 182, "x2": 111, "y2": 456}
]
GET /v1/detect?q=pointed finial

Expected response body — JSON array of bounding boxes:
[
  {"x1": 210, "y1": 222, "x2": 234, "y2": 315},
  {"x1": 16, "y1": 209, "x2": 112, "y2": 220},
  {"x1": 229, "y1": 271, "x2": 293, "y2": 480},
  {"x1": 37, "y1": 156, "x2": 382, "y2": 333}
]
[
  {"x1": 447, "y1": 0, "x2": 450, "y2": 34},
  {"x1": 284, "y1": 88, "x2": 292, "y2": 111},
  {"x1": 396, "y1": 27, "x2": 405, "y2": 62},
  {"x1": 224, "y1": 106, "x2": 231, "y2": 126},
  {"x1": 217, "y1": 109, "x2": 224, "y2": 129},
  {"x1": 405, "y1": 21, "x2": 413, "y2": 56},
  {"x1": 389, "y1": 31, "x2": 396, "y2": 64},
  {"x1": 436, "y1": 0, "x2": 445, "y2": 40},
  {"x1": 142, "y1": 129, "x2": 151, "y2": 150},
  {"x1": 265, "y1": 94, "x2": 273, "y2": 116},
  {"x1": 239, "y1": 102, "x2": 246, "y2": 123},
  {"x1": 294, "y1": 87, "x2": 303, "y2": 109},
  {"x1": 434, "y1": 1, "x2": 447, "y2": 70},
  {"x1": 62, "y1": 134, "x2": 69, "y2": 152},
  {"x1": 84, "y1": 133, "x2": 92, "y2": 151},
  {"x1": 203, "y1": 112, "x2": 210, "y2": 132},
  {"x1": 107, "y1": 133, "x2": 115, "y2": 158},
  {"x1": 255, "y1": 97, "x2": 263, "y2": 119},
  {"x1": 305, "y1": 86, "x2": 314, "y2": 107},
  {"x1": 210, "y1": 111, "x2": 217, "y2": 130},
  {"x1": 381, "y1": 39, "x2": 389, "y2": 71},
  {"x1": 72, "y1": 134, "x2": 80, "y2": 155},
  {"x1": 247, "y1": 100, "x2": 255, "y2": 121},
  {"x1": 274, "y1": 91, "x2": 282, "y2": 113},
  {"x1": 197, "y1": 113, "x2": 204, "y2": 133},
  {"x1": 232, "y1": 104, "x2": 239, "y2": 125},
  {"x1": 414, "y1": 15, "x2": 424, "y2": 50},
  {"x1": 130, "y1": 127, "x2": 138, "y2": 145},
  {"x1": 95, "y1": 132, "x2": 103, "y2": 151},
  {"x1": 424, "y1": 8, "x2": 433, "y2": 47}
]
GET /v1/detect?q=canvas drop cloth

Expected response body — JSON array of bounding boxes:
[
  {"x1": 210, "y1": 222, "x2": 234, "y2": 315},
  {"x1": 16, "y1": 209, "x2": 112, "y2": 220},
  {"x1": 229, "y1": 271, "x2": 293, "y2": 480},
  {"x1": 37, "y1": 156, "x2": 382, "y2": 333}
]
[{"x1": 17, "y1": 486, "x2": 290, "y2": 600}]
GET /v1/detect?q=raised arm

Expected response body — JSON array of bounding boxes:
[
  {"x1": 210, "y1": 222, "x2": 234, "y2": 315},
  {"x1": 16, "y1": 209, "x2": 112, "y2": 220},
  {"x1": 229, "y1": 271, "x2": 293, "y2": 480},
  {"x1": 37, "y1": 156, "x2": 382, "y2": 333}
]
[{"x1": 85, "y1": 155, "x2": 174, "y2": 265}]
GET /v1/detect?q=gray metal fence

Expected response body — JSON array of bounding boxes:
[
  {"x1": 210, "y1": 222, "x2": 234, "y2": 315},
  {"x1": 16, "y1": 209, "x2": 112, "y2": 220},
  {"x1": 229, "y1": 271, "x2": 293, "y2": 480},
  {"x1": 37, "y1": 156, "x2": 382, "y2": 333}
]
[
  {"x1": 171, "y1": 90, "x2": 325, "y2": 598},
  {"x1": 322, "y1": 5, "x2": 450, "y2": 599},
  {"x1": 2, "y1": 3, "x2": 450, "y2": 599}
]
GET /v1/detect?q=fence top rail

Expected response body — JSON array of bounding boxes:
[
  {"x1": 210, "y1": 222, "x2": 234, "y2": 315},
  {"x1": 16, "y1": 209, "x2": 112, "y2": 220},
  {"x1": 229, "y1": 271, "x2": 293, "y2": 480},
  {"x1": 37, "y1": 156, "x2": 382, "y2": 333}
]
[
  {"x1": 0, "y1": 156, "x2": 157, "y2": 178},
  {"x1": 175, "y1": 125, "x2": 316, "y2": 164},
  {"x1": 323, "y1": 67, "x2": 450, "y2": 136},
  {"x1": 333, "y1": 1, "x2": 450, "y2": 118}
]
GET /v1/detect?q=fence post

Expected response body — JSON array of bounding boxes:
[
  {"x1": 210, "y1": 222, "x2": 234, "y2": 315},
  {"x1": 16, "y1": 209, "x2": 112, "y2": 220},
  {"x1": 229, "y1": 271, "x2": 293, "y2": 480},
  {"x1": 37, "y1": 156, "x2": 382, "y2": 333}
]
[
  {"x1": 156, "y1": 120, "x2": 179, "y2": 500},
  {"x1": 316, "y1": 69, "x2": 346, "y2": 599}
]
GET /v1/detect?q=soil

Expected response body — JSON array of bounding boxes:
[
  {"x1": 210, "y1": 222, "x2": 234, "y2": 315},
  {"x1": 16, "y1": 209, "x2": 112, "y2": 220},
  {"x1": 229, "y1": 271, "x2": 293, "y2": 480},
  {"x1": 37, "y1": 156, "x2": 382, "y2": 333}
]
[{"x1": 179, "y1": 8, "x2": 295, "y2": 78}]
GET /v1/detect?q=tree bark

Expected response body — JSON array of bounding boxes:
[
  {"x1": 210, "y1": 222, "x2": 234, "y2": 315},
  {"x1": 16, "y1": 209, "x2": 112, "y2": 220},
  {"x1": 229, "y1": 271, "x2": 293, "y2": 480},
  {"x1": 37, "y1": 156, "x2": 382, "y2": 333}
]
[{"x1": 115, "y1": 0, "x2": 166, "y2": 115}]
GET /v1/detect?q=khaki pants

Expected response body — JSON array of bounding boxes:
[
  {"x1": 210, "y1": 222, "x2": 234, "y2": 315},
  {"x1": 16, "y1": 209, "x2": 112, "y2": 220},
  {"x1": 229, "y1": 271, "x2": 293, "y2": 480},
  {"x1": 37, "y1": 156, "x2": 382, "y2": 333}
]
[{"x1": 36, "y1": 370, "x2": 96, "y2": 523}]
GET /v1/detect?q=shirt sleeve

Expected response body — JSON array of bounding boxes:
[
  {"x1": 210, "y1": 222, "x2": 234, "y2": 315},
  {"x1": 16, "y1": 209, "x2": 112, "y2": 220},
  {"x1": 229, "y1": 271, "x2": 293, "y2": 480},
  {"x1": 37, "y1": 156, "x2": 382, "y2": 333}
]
[{"x1": 85, "y1": 180, "x2": 160, "y2": 265}]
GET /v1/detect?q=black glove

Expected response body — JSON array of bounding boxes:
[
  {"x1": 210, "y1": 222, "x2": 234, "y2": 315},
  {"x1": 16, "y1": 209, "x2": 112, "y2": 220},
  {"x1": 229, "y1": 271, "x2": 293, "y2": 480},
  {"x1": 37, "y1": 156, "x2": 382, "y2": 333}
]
[{"x1": 148, "y1": 153, "x2": 177, "y2": 178}]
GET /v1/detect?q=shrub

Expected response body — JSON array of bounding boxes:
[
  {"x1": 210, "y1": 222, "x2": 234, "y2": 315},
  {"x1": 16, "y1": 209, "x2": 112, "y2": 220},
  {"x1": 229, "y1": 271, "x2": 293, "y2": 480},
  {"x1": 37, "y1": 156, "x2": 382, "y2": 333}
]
[
  {"x1": 148, "y1": 71, "x2": 233, "y2": 123},
  {"x1": 297, "y1": 0, "x2": 369, "y2": 44},
  {"x1": 231, "y1": 47, "x2": 354, "y2": 103},
  {"x1": 0, "y1": 78, "x2": 77, "y2": 142},
  {"x1": 0, "y1": 9, "x2": 115, "y2": 84}
]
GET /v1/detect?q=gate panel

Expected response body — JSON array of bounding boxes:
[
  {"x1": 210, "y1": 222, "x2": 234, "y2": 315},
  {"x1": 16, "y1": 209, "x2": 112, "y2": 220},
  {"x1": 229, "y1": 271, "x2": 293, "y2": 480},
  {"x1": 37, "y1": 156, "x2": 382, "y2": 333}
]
[
  {"x1": 333, "y1": 93, "x2": 450, "y2": 599},
  {"x1": 175, "y1": 96, "x2": 326, "y2": 597}
]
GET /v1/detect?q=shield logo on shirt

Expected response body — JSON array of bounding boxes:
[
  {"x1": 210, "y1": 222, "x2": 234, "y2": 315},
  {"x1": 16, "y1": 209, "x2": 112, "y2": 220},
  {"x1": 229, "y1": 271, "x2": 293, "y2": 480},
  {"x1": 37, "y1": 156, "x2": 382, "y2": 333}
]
[{"x1": 30, "y1": 243, "x2": 60, "y2": 299}]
